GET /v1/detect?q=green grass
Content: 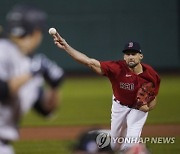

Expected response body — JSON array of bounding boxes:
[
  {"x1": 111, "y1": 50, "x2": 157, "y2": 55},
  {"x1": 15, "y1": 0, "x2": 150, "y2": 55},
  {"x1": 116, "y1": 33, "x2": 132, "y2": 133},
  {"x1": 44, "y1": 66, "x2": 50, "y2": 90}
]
[
  {"x1": 21, "y1": 75, "x2": 180, "y2": 126},
  {"x1": 14, "y1": 140, "x2": 74, "y2": 154},
  {"x1": 147, "y1": 137, "x2": 180, "y2": 154},
  {"x1": 21, "y1": 76, "x2": 112, "y2": 126},
  {"x1": 15, "y1": 75, "x2": 180, "y2": 154},
  {"x1": 147, "y1": 75, "x2": 180, "y2": 124}
]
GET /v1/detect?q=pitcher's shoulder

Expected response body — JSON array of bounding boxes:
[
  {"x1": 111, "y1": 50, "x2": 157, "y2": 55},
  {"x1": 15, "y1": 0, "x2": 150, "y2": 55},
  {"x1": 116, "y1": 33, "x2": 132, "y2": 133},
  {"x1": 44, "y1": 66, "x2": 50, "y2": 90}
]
[
  {"x1": 142, "y1": 63, "x2": 158, "y2": 73},
  {"x1": 142, "y1": 63, "x2": 160, "y2": 80}
]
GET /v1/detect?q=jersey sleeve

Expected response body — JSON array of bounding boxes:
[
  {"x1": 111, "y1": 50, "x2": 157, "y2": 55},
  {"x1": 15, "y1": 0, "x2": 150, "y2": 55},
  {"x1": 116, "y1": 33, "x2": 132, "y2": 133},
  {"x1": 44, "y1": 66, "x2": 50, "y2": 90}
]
[
  {"x1": 140, "y1": 64, "x2": 161, "y2": 96},
  {"x1": 0, "y1": 46, "x2": 11, "y2": 80},
  {"x1": 147, "y1": 66, "x2": 161, "y2": 96},
  {"x1": 153, "y1": 73, "x2": 161, "y2": 96},
  {"x1": 100, "y1": 61, "x2": 121, "y2": 76},
  {"x1": 147, "y1": 67, "x2": 161, "y2": 96}
]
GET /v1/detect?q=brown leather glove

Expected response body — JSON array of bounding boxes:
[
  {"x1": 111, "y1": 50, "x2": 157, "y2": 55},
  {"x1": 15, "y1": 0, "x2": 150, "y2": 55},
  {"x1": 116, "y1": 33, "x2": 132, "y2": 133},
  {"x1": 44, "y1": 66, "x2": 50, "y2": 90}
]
[{"x1": 135, "y1": 82, "x2": 155, "y2": 109}]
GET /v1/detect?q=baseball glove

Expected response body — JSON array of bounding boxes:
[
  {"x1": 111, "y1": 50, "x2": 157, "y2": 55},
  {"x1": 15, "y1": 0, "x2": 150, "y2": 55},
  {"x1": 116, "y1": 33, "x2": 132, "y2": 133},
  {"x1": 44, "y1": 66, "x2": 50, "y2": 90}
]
[{"x1": 135, "y1": 82, "x2": 155, "y2": 108}]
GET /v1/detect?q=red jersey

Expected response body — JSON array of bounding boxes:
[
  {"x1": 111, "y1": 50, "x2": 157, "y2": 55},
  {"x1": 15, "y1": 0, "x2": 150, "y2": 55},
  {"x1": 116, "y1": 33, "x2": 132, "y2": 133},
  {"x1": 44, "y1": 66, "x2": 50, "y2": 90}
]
[{"x1": 100, "y1": 60, "x2": 161, "y2": 107}]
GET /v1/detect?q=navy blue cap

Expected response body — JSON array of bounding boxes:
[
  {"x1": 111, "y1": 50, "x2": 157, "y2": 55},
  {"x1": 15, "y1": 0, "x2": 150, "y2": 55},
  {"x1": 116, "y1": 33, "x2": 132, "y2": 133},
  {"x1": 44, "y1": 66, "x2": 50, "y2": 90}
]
[
  {"x1": 122, "y1": 41, "x2": 142, "y2": 53},
  {"x1": 6, "y1": 4, "x2": 47, "y2": 37}
]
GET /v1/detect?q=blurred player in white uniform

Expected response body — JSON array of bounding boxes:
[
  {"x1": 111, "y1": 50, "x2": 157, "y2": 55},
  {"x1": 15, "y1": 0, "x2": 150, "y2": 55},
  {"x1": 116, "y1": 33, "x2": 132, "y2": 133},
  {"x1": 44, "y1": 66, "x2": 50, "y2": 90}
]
[{"x1": 0, "y1": 4, "x2": 64, "y2": 154}]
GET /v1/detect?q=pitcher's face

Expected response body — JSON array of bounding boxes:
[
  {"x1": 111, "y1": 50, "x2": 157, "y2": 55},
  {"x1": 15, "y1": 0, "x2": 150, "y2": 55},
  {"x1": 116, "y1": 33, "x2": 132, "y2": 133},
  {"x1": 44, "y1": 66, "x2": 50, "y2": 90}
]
[{"x1": 124, "y1": 51, "x2": 143, "y2": 68}]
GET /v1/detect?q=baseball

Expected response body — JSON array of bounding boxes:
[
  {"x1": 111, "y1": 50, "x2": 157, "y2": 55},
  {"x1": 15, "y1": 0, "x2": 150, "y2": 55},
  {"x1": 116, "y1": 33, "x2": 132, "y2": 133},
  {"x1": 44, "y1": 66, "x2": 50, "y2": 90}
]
[{"x1": 48, "y1": 28, "x2": 57, "y2": 35}]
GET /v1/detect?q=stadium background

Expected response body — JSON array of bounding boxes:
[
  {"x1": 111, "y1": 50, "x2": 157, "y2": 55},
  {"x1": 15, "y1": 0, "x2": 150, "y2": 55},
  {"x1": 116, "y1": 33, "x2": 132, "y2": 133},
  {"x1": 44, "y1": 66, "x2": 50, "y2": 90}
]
[
  {"x1": 0, "y1": 0, "x2": 180, "y2": 153},
  {"x1": 1, "y1": 0, "x2": 180, "y2": 72}
]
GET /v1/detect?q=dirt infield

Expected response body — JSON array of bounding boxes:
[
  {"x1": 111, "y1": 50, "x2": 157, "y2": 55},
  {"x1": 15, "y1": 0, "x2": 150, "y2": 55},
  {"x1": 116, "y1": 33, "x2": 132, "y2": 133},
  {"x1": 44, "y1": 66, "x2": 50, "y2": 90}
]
[{"x1": 19, "y1": 124, "x2": 180, "y2": 140}]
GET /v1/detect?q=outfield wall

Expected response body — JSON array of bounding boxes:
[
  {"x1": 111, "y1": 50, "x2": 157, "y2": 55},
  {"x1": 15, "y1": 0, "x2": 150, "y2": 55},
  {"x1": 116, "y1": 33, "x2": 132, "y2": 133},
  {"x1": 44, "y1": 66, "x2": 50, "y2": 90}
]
[{"x1": 0, "y1": 0, "x2": 179, "y2": 72}]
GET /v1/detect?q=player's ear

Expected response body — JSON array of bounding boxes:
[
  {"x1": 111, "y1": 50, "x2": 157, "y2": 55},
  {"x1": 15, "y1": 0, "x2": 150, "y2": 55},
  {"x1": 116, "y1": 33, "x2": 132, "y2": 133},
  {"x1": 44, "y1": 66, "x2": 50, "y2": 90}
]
[
  {"x1": 139, "y1": 54, "x2": 143, "y2": 60},
  {"x1": 123, "y1": 54, "x2": 126, "y2": 60}
]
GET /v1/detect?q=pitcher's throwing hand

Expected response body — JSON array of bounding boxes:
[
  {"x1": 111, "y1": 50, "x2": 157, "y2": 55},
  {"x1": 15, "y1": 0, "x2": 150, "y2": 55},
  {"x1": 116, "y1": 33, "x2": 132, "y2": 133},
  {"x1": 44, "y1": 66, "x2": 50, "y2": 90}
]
[{"x1": 49, "y1": 28, "x2": 69, "y2": 50}]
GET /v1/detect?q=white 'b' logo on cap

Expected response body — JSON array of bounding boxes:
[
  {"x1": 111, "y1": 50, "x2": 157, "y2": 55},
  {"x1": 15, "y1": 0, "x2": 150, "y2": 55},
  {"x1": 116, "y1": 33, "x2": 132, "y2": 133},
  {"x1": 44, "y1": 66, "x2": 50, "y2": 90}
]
[
  {"x1": 96, "y1": 132, "x2": 110, "y2": 148},
  {"x1": 128, "y1": 42, "x2": 133, "y2": 48}
]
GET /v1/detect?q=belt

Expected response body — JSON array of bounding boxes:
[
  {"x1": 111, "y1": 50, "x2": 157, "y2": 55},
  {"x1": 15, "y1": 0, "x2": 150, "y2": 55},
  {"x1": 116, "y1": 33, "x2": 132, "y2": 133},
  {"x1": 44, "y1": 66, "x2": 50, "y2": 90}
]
[{"x1": 113, "y1": 98, "x2": 133, "y2": 108}]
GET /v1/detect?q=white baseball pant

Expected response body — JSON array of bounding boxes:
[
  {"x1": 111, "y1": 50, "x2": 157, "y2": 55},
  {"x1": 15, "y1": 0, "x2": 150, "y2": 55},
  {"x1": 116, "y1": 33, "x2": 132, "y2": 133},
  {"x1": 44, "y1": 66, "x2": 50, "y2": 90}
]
[{"x1": 110, "y1": 97, "x2": 148, "y2": 151}]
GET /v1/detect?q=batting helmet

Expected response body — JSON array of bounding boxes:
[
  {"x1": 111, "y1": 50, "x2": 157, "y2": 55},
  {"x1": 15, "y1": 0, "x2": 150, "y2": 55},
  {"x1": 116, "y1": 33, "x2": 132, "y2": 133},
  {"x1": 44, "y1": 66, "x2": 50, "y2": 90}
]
[{"x1": 6, "y1": 4, "x2": 47, "y2": 37}]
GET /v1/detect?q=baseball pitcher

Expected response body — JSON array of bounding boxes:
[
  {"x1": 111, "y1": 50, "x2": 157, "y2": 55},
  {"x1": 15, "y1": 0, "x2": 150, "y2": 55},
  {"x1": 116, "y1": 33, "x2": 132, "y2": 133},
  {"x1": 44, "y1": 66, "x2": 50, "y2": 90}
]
[{"x1": 50, "y1": 32, "x2": 160, "y2": 152}]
